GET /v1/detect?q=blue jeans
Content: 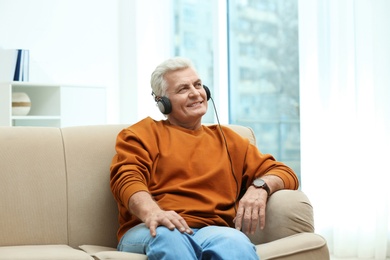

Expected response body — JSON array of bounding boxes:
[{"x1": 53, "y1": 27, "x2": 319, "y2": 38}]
[{"x1": 118, "y1": 223, "x2": 259, "y2": 260}]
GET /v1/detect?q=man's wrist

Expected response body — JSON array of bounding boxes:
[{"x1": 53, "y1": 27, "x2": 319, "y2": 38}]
[{"x1": 252, "y1": 178, "x2": 271, "y2": 196}]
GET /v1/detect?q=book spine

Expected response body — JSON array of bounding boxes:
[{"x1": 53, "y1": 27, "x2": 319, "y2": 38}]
[
  {"x1": 13, "y1": 49, "x2": 29, "y2": 81},
  {"x1": 13, "y1": 49, "x2": 22, "y2": 81}
]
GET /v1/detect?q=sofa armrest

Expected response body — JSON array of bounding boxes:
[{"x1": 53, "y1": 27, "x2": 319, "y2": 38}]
[
  {"x1": 247, "y1": 190, "x2": 314, "y2": 244},
  {"x1": 256, "y1": 233, "x2": 329, "y2": 260}
]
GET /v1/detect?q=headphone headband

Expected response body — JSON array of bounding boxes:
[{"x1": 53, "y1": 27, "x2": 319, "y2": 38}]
[{"x1": 151, "y1": 92, "x2": 160, "y2": 102}]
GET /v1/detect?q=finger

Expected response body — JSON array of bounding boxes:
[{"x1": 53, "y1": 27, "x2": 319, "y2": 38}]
[
  {"x1": 242, "y1": 207, "x2": 252, "y2": 233},
  {"x1": 163, "y1": 211, "x2": 190, "y2": 233},
  {"x1": 170, "y1": 217, "x2": 188, "y2": 233},
  {"x1": 161, "y1": 218, "x2": 176, "y2": 231},
  {"x1": 259, "y1": 205, "x2": 266, "y2": 230},
  {"x1": 234, "y1": 206, "x2": 245, "y2": 230},
  {"x1": 179, "y1": 218, "x2": 193, "y2": 234},
  {"x1": 149, "y1": 222, "x2": 157, "y2": 237},
  {"x1": 249, "y1": 207, "x2": 260, "y2": 234}
]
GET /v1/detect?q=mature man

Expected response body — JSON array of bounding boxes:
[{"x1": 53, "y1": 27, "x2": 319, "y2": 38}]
[{"x1": 110, "y1": 57, "x2": 299, "y2": 259}]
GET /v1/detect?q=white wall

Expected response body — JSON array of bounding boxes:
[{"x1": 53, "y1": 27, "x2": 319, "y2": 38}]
[
  {"x1": 0, "y1": 0, "x2": 225, "y2": 124},
  {"x1": 0, "y1": 0, "x2": 120, "y2": 123},
  {"x1": 118, "y1": 0, "x2": 172, "y2": 123}
]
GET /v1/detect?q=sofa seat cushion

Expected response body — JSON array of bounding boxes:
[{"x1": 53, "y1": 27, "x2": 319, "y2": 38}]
[
  {"x1": 0, "y1": 245, "x2": 93, "y2": 260},
  {"x1": 80, "y1": 232, "x2": 329, "y2": 260},
  {"x1": 79, "y1": 245, "x2": 146, "y2": 260}
]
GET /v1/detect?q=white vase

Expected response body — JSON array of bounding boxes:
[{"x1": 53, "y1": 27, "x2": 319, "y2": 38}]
[{"x1": 12, "y1": 92, "x2": 31, "y2": 116}]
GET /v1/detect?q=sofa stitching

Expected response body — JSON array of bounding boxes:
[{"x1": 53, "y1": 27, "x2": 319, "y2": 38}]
[{"x1": 59, "y1": 127, "x2": 71, "y2": 246}]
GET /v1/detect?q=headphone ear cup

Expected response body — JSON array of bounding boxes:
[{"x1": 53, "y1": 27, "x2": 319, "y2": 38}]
[
  {"x1": 157, "y1": 96, "x2": 172, "y2": 114},
  {"x1": 204, "y1": 85, "x2": 211, "y2": 101}
]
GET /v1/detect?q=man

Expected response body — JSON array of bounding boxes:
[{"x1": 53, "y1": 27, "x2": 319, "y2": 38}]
[{"x1": 110, "y1": 57, "x2": 299, "y2": 259}]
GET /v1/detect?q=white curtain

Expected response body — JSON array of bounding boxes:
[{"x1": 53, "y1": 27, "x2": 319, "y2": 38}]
[{"x1": 298, "y1": 0, "x2": 390, "y2": 258}]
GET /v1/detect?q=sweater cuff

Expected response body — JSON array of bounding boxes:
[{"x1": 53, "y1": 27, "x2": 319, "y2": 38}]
[
  {"x1": 121, "y1": 183, "x2": 150, "y2": 211},
  {"x1": 264, "y1": 170, "x2": 299, "y2": 190}
]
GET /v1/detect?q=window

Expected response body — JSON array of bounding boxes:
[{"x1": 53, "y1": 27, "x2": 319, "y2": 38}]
[
  {"x1": 228, "y1": 0, "x2": 300, "y2": 182},
  {"x1": 173, "y1": 0, "x2": 300, "y2": 182}
]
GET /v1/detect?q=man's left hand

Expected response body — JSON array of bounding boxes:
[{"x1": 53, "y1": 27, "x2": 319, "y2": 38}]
[{"x1": 233, "y1": 186, "x2": 268, "y2": 234}]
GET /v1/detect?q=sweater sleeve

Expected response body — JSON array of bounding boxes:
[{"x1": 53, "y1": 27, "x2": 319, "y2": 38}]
[
  {"x1": 218, "y1": 126, "x2": 299, "y2": 190},
  {"x1": 110, "y1": 128, "x2": 152, "y2": 211},
  {"x1": 245, "y1": 143, "x2": 299, "y2": 190}
]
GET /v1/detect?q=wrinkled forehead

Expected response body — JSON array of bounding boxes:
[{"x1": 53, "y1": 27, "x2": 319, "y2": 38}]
[{"x1": 164, "y1": 67, "x2": 201, "y2": 90}]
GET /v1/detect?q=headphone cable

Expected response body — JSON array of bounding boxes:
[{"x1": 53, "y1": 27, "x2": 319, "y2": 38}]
[{"x1": 210, "y1": 97, "x2": 240, "y2": 212}]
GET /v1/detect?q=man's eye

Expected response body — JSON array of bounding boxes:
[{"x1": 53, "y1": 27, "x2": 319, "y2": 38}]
[{"x1": 195, "y1": 83, "x2": 202, "y2": 88}]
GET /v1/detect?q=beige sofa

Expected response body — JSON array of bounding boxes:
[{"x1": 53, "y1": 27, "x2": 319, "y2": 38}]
[{"x1": 0, "y1": 124, "x2": 329, "y2": 260}]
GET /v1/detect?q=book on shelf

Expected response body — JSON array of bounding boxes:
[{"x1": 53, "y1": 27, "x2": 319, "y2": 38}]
[{"x1": 13, "y1": 49, "x2": 29, "y2": 81}]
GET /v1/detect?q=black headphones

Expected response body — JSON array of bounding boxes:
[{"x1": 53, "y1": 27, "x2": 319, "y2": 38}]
[{"x1": 152, "y1": 85, "x2": 211, "y2": 114}]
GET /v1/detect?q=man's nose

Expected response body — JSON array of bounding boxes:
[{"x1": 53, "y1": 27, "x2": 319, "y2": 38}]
[{"x1": 188, "y1": 85, "x2": 200, "y2": 97}]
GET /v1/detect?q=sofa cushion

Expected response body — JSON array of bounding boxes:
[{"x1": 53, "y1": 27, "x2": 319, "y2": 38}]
[
  {"x1": 61, "y1": 125, "x2": 127, "y2": 248},
  {"x1": 0, "y1": 245, "x2": 93, "y2": 260},
  {"x1": 94, "y1": 251, "x2": 147, "y2": 260},
  {"x1": 0, "y1": 127, "x2": 68, "y2": 246},
  {"x1": 79, "y1": 245, "x2": 146, "y2": 260},
  {"x1": 79, "y1": 233, "x2": 329, "y2": 260}
]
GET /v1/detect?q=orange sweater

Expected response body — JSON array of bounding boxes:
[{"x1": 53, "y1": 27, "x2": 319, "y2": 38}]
[{"x1": 110, "y1": 117, "x2": 298, "y2": 241}]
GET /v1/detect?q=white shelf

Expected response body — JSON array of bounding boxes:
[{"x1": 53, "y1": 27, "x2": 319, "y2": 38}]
[
  {"x1": 12, "y1": 116, "x2": 61, "y2": 120},
  {"x1": 0, "y1": 81, "x2": 106, "y2": 127}
]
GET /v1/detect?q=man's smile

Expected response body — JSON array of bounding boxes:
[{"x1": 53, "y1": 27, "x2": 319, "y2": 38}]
[{"x1": 188, "y1": 101, "x2": 203, "y2": 107}]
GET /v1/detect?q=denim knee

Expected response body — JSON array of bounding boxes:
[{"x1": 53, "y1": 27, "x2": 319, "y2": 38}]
[
  {"x1": 148, "y1": 227, "x2": 201, "y2": 260},
  {"x1": 194, "y1": 226, "x2": 258, "y2": 260}
]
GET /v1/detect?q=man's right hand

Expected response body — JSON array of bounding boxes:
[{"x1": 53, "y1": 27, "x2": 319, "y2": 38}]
[
  {"x1": 145, "y1": 209, "x2": 193, "y2": 237},
  {"x1": 129, "y1": 191, "x2": 193, "y2": 237}
]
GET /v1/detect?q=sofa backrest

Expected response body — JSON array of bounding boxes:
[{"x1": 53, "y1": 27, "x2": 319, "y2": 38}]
[{"x1": 0, "y1": 123, "x2": 256, "y2": 249}]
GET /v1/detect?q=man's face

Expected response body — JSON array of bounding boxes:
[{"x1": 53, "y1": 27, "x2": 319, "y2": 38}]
[{"x1": 164, "y1": 67, "x2": 208, "y2": 128}]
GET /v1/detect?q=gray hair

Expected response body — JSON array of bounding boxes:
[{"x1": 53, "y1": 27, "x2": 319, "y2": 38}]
[{"x1": 150, "y1": 57, "x2": 196, "y2": 98}]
